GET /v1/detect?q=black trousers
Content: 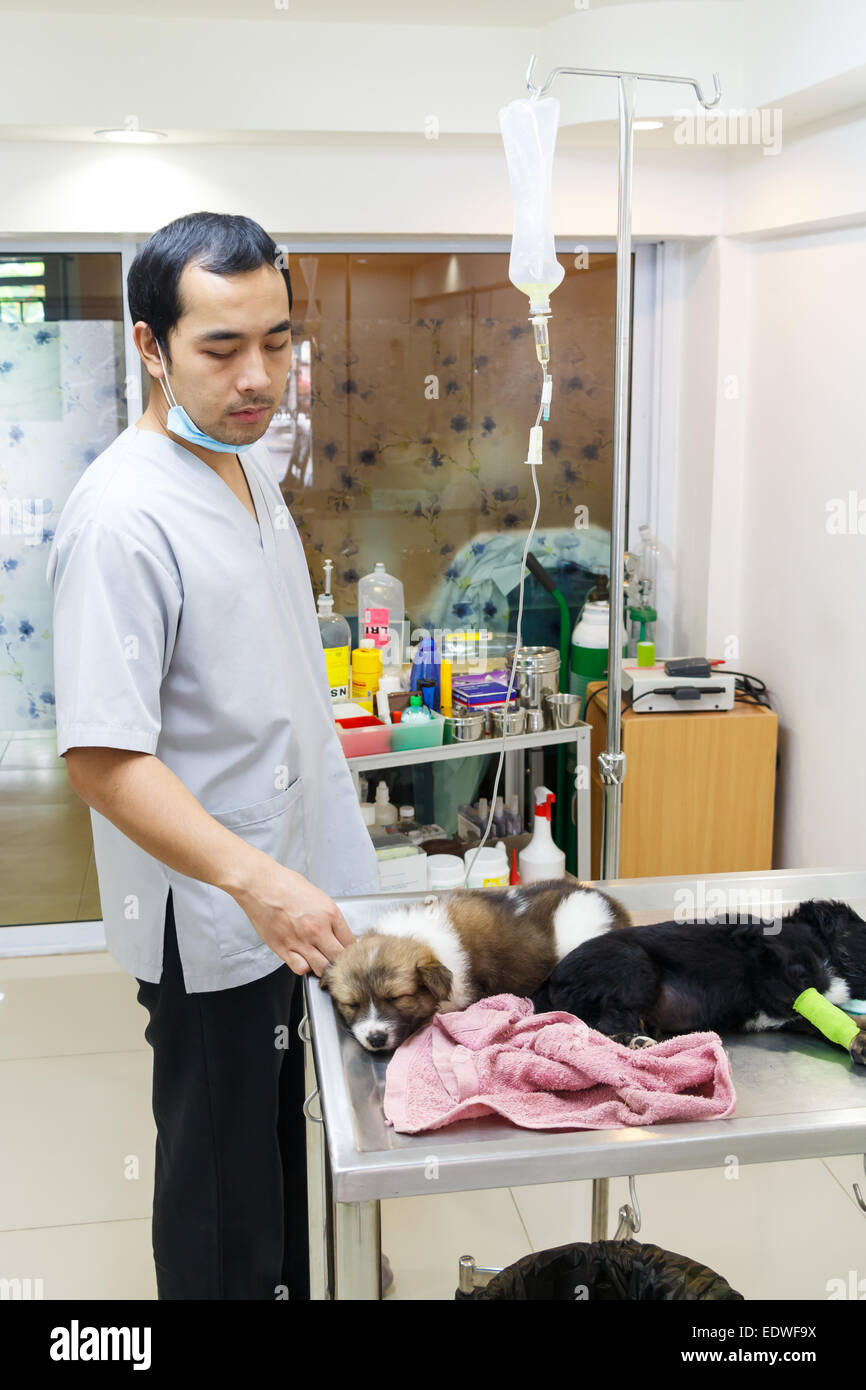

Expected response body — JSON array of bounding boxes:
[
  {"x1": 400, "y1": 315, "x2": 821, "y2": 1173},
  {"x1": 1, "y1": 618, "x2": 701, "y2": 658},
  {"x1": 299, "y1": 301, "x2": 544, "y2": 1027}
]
[{"x1": 135, "y1": 889, "x2": 310, "y2": 1300}]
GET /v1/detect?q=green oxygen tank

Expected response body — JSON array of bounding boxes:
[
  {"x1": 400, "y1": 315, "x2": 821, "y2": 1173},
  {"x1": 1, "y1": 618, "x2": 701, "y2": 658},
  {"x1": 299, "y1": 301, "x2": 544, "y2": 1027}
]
[{"x1": 569, "y1": 575, "x2": 629, "y2": 719}]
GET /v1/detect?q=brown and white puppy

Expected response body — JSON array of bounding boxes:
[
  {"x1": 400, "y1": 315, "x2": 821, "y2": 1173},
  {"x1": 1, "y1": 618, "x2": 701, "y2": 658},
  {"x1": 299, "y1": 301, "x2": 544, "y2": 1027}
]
[{"x1": 319, "y1": 880, "x2": 630, "y2": 1052}]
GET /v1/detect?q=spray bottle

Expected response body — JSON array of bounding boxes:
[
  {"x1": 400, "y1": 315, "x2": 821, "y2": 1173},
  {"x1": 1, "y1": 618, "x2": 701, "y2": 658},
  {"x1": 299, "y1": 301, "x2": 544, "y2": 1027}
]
[
  {"x1": 518, "y1": 786, "x2": 566, "y2": 884},
  {"x1": 317, "y1": 559, "x2": 351, "y2": 702}
]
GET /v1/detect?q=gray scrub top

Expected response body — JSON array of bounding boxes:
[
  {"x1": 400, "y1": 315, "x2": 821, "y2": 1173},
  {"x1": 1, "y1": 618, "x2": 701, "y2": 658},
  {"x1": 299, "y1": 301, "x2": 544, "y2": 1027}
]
[{"x1": 45, "y1": 423, "x2": 379, "y2": 992}]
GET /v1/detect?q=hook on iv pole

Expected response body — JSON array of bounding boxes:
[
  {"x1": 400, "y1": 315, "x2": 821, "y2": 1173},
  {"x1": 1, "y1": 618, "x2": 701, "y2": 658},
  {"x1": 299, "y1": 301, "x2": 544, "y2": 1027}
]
[{"x1": 524, "y1": 53, "x2": 722, "y2": 109}]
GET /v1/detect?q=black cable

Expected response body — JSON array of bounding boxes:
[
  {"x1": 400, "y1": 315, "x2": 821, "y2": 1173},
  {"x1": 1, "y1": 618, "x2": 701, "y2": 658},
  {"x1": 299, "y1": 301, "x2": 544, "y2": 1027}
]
[{"x1": 718, "y1": 670, "x2": 773, "y2": 709}]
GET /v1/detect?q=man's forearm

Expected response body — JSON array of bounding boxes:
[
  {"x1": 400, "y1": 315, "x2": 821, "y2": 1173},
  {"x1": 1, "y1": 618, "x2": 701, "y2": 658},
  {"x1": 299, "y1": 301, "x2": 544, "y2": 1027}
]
[{"x1": 70, "y1": 750, "x2": 265, "y2": 900}]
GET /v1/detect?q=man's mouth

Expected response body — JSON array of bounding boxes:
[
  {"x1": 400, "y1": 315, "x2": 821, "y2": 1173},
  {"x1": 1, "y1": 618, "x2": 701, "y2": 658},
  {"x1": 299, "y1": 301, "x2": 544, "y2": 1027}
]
[{"x1": 230, "y1": 406, "x2": 268, "y2": 422}]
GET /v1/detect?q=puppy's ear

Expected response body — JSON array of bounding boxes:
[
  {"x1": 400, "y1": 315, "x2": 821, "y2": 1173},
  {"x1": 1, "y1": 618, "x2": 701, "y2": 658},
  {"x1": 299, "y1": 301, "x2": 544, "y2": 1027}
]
[
  {"x1": 319, "y1": 963, "x2": 333, "y2": 994},
  {"x1": 794, "y1": 899, "x2": 851, "y2": 947},
  {"x1": 418, "y1": 957, "x2": 453, "y2": 1002}
]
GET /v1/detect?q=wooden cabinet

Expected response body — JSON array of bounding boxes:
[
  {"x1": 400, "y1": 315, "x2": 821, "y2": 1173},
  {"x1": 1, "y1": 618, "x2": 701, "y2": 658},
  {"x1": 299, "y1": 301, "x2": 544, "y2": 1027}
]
[{"x1": 584, "y1": 682, "x2": 778, "y2": 879}]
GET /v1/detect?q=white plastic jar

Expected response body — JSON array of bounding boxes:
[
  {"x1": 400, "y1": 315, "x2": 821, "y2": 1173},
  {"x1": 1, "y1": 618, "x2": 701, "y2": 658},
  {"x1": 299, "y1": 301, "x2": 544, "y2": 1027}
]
[
  {"x1": 463, "y1": 841, "x2": 510, "y2": 889},
  {"x1": 427, "y1": 854, "x2": 467, "y2": 890}
]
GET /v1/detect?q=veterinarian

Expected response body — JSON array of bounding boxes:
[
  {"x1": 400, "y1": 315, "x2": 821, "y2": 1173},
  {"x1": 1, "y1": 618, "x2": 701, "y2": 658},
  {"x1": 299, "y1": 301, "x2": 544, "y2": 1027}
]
[{"x1": 45, "y1": 212, "x2": 379, "y2": 1300}]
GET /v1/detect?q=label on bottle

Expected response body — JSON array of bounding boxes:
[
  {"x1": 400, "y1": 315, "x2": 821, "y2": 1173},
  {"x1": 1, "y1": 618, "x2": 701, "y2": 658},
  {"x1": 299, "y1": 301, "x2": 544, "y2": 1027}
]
[
  {"x1": 363, "y1": 606, "x2": 390, "y2": 648},
  {"x1": 325, "y1": 645, "x2": 350, "y2": 700}
]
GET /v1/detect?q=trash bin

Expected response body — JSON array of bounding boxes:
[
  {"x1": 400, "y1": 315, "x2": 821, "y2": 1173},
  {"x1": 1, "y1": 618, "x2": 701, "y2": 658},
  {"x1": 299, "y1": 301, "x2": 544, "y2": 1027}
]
[{"x1": 455, "y1": 1239, "x2": 744, "y2": 1300}]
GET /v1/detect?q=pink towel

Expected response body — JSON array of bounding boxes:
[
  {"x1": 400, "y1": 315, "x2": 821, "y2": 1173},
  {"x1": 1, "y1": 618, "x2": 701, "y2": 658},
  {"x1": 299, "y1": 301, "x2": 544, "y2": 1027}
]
[{"x1": 383, "y1": 995, "x2": 736, "y2": 1133}]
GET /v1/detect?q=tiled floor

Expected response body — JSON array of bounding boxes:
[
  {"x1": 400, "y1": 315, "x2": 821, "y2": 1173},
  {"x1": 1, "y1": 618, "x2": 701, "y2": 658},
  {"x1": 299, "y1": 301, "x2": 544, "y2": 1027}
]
[{"x1": 0, "y1": 949, "x2": 864, "y2": 1301}]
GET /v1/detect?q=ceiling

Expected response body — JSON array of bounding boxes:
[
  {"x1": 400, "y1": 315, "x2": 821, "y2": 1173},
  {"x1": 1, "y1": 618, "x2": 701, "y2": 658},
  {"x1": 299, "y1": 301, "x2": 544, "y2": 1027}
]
[{"x1": 0, "y1": 0, "x2": 736, "y2": 22}]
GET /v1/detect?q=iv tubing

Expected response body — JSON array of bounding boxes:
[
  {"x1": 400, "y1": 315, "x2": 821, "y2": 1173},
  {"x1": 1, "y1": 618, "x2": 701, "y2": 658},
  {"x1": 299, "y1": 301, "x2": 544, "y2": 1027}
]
[{"x1": 463, "y1": 378, "x2": 545, "y2": 887}]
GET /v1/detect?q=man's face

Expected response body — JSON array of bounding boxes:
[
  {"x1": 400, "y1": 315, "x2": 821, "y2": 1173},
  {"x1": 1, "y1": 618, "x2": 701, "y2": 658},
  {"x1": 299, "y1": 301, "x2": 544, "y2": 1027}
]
[{"x1": 160, "y1": 261, "x2": 292, "y2": 446}]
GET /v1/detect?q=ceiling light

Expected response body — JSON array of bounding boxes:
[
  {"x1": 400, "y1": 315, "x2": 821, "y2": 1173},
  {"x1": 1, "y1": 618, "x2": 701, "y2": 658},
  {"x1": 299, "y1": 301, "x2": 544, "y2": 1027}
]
[
  {"x1": 633, "y1": 120, "x2": 663, "y2": 131},
  {"x1": 94, "y1": 128, "x2": 167, "y2": 143}
]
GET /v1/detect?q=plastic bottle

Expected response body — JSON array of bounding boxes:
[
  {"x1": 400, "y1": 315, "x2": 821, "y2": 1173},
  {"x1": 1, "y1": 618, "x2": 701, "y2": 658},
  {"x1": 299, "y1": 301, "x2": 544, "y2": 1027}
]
[
  {"x1": 464, "y1": 841, "x2": 510, "y2": 889},
  {"x1": 458, "y1": 803, "x2": 485, "y2": 839},
  {"x1": 317, "y1": 559, "x2": 351, "y2": 701},
  {"x1": 518, "y1": 786, "x2": 566, "y2": 883},
  {"x1": 352, "y1": 639, "x2": 382, "y2": 703},
  {"x1": 440, "y1": 658, "x2": 453, "y2": 716},
  {"x1": 374, "y1": 780, "x2": 399, "y2": 827},
  {"x1": 409, "y1": 633, "x2": 441, "y2": 708},
  {"x1": 494, "y1": 795, "x2": 507, "y2": 837},
  {"x1": 359, "y1": 562, "x2": 405, "y2": 667},
  {"x1": 506, "y1": 793, "x2": 522, "y2": 836},
  {"x1": 401, "y1": 693, "x2": 431, "y2": 725}
]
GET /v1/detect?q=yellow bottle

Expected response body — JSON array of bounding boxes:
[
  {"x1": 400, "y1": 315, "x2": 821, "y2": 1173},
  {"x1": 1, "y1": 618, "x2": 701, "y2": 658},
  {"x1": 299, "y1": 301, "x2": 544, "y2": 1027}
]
[
  {"x1": 440, "y1": 659, "x2": 453, "y2": 716},
  {"x1": 352, "y1": 640, "x2": 382, "y2": 703}
]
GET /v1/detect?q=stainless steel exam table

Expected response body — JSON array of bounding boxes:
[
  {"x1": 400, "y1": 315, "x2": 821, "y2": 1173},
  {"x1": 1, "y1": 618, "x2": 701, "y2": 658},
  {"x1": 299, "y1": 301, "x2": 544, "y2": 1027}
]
[{"x1": 299, "y1": 868, "x2": 866, "y2": 1300}]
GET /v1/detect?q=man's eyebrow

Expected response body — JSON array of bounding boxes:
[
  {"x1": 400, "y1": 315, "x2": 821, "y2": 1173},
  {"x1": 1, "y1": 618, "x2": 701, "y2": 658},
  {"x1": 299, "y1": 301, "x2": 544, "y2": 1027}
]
[{"x1": 194, "y1": 319, "x2": 291, "y2": 343}]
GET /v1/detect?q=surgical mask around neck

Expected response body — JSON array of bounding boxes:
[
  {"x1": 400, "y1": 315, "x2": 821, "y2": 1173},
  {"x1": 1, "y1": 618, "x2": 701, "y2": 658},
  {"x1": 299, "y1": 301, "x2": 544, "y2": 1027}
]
[{"x1": 155, "y1": 340, "x2": 256, "y2": 454}]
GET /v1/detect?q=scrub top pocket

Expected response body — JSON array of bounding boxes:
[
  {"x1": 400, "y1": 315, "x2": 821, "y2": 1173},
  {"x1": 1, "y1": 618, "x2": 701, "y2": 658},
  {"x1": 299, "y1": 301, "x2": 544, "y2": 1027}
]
[{"x1": 207, "y1": 778, "x2": 309, "y2": 960}]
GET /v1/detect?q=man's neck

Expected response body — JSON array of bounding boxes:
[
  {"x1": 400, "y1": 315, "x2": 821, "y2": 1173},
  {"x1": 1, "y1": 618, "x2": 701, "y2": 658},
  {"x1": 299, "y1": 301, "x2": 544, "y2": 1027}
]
[{"x1": 135, "y1": 405, "x2": 239, "y2": 474}]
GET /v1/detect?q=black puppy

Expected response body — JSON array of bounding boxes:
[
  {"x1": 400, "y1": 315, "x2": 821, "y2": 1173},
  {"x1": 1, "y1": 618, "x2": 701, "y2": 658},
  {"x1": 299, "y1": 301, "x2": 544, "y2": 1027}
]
[{"x1": 530, "y1": 898, "x2": 866, "y2": 1064}]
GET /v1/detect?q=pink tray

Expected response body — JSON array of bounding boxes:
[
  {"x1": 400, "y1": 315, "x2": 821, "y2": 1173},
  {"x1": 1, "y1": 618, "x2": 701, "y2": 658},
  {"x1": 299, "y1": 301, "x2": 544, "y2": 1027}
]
[{"x1": 337, "y1": 721, "x2": 393, "y2": 759}]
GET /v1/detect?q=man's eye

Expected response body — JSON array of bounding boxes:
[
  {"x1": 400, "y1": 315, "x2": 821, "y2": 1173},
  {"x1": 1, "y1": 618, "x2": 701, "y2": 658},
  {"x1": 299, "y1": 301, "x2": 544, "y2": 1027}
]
[{"x1": 205, "y1": 342, "x2": 289, "y2": 358}]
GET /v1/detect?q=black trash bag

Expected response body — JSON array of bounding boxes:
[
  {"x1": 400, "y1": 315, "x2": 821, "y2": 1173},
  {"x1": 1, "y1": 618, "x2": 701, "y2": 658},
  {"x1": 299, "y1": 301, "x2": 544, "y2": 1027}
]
[{"x1": 456, "y1": 1239, "x2": 744, "y2": 1301}]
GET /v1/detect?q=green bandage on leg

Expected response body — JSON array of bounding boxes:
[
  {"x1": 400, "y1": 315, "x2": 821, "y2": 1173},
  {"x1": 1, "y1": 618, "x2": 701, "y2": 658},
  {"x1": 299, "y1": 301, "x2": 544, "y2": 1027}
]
[{"x1": 793, "y1": 988, "x2": 860, "y2": 1050}]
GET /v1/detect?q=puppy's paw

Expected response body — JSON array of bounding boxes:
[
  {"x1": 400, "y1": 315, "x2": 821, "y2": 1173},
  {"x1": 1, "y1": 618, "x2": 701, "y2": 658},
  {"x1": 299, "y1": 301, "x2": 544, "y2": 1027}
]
[
  {"x1": 849, "y1": 1030, "x2": 866, "y2": 1067},
  {"x1": 609, "y1": 1032, "x2": 657, "y2": 1049}
]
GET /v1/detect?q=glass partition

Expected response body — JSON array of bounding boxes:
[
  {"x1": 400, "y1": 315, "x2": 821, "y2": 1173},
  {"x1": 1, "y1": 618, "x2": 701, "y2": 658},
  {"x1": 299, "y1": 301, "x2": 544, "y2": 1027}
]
[{"x1": 2, "y1": 245, "x2": 621, "y2": 931}]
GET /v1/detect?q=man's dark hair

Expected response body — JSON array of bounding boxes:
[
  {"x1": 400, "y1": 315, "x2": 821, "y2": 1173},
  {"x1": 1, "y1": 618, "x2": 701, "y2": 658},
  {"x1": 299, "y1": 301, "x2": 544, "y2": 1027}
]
[{"x1": 127, "y1": 211, "x2": 292, "y2": 364}]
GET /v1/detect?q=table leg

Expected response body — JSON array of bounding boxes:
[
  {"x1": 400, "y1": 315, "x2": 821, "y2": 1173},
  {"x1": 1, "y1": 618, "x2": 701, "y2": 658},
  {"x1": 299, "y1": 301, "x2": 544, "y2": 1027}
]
[
  {"x1": 591, "y1": 1177, "x2": 610, "y2": 1241},
  {"x1": 303, "y1": 1032, "x2": 330, "y2": 1300},
  {"x1": 332, "y1": 1198, "x2": 382, "y2": 1300}
]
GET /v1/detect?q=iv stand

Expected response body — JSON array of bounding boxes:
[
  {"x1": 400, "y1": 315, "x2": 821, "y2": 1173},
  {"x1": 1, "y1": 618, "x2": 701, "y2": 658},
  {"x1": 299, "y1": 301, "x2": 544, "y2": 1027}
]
[
  {"x1": 525, "y1": 57, "x2": 720, "y2": 883},
  {"x1": 523, "y1": 55, "x2": 722, "y2": 1243}
]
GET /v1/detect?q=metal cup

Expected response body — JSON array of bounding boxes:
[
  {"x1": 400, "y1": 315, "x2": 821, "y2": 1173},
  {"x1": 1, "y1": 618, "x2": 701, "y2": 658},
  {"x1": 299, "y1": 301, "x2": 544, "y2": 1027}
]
[{"x1": 544, "y1": 692, "x2": 581, "y2": 729}]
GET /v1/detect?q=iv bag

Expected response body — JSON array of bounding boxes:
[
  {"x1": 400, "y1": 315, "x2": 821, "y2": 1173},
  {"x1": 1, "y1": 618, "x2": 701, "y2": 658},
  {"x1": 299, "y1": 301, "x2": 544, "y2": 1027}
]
[{"x1": 498, "y1": 96, "x2": 565, "y2": 315}]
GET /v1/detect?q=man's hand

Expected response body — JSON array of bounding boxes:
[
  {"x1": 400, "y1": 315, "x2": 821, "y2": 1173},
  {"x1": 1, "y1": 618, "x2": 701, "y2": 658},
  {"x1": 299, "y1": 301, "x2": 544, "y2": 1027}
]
[{"x1": 231, "y1": 854, "x2": 357, "y2": 977}]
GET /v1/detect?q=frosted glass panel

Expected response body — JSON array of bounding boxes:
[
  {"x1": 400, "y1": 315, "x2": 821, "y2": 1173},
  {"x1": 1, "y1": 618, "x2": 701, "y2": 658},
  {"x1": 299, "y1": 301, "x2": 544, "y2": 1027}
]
[{"x1": 0, "y1": 319, "x2": 126, "y2": 732}]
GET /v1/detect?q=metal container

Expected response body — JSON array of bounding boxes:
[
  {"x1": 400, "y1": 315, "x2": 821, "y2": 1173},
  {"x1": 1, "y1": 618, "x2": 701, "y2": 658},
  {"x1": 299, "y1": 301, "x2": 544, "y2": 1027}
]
[
  {"x1": 442, "y1": 710, "x2": 487, "y2": 743},
  {"x1": 523, "y1": 707, "x2": 547, "y2": 733},
  {"x1": 544, "y1": 691, "x2": 581, "y2": 729},
  {"x1": 506, "y1": 645, "x2": 560, "y2": 710},
  {"x1": 489, "y1": 705, "x2": 527, "y2": 738}
]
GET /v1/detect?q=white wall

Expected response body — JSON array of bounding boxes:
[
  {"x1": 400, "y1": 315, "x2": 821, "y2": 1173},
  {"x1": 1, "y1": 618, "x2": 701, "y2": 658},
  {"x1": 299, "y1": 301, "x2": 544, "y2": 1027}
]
[{"x1": 736, "y1": 226, "x2": 866, "y2": 868}]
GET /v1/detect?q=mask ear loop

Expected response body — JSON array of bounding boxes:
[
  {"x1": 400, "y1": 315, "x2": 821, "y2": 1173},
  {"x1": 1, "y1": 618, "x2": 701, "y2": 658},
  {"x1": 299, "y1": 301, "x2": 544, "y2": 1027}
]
[{"x1": 154, "y1": 340, "x2": 179, "y2": 411}]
